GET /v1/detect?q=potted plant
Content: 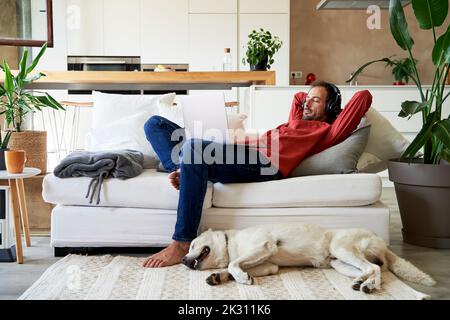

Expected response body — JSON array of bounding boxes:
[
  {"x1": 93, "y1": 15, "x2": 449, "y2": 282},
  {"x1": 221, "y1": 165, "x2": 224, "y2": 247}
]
[
  {"x1": 242, "y1": 28, "x2": 283, "y2": 71},
  {"x1": 0, "y1": 43, "x2": 65, "y2": 173},
  {"x1": 347, "y1": 0, "x2": 450, "y2": 249},
  {"x1": 385, "y1": 57, "x2": 417, "y2": 85}
]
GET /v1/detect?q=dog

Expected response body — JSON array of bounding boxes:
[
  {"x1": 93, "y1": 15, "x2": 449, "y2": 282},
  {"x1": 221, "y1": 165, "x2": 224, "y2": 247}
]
[{"x1": 181, "y1": 223, "x2": 436, "y2": 293}]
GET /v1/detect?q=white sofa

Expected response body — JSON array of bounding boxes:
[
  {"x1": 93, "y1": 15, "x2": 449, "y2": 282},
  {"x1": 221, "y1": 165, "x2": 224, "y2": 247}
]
[
  {"x1": 42, "y1": 170, "x2": 389, "y2": 253},
  {"x1": 41, "y1": 91, "x2": 415, "y2": 255}
]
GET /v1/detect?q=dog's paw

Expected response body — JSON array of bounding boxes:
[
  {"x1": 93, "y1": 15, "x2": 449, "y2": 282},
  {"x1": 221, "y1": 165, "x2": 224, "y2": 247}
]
[
  {"x1": 352, "y1": 280, "x2": 363, "y2": 291},
  {"x1": 361, "y1": 281, "x2": 376, "y2": 294},
  {"x1": 206, "y1": 273, "x2": 222, "y2": 286}
]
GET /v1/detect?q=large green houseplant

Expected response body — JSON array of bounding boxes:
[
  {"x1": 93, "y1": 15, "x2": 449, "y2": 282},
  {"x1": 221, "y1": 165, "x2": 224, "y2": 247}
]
[
  {"x1": 242, "y1": 28, "x2": 283, "y2": 71},
  {"x1": 0, "y1": 43, "x2": 65, "y2": 172},
  {"x1": 348, "y1": 0, "x2": 450, "y2": 248}
]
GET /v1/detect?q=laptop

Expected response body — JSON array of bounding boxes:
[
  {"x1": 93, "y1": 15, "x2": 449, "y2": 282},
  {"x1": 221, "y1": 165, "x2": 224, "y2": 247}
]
[{"x1": 179, "y1": 93, "x2": 230, "y2": 144}]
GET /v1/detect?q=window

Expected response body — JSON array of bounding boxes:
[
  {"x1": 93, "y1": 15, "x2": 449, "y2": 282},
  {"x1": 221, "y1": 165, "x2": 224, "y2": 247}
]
[{"x1": 0, "y1": 0, "x2": 53, "y2": 47}]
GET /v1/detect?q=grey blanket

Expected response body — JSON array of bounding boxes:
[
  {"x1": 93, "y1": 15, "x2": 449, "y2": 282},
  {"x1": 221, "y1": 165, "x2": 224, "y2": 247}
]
[{"x1": 54, "y1": 149, "x2": 144, "y2": 205}]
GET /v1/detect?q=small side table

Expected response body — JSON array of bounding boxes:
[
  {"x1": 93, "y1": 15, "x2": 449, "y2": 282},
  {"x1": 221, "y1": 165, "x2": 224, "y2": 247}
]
[{"x1": 0, "y1": 168, "x2": 41, "y2": 264}]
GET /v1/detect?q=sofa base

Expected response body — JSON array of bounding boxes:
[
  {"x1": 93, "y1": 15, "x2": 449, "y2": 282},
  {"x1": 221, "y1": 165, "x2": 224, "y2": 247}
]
[{"x1": 51, "y1": 202, "x2": 390, "y2": 251}]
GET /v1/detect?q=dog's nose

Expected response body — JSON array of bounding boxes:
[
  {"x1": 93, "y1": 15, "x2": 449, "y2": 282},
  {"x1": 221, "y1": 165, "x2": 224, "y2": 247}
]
[{"x1": 182, "y1": 256, "x2": 197, "y2": 270}]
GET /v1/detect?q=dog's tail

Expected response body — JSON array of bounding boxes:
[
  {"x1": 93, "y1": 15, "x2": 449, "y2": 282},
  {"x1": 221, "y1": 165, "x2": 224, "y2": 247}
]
[{"x1": 385, "y1": 249, "x2": 436, "y2": 286}]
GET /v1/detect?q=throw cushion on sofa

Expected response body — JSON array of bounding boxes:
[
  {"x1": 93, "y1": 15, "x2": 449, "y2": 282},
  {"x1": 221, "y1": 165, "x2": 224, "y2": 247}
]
[
  {"x1": 87, "y1": 92, "x2": 176, "y2": 169},
  {"x1": 356, "y1": 107, "x2": 411, "y2": 173},
  {"x1": 91, "y1": 91, "x2": 176, "y2": 129},
  {"x1": 289, "y1": 125, "x2": 371, "y2": 177}
]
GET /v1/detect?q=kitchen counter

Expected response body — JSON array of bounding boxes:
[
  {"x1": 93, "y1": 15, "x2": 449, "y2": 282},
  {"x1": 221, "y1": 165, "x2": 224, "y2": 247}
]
[{"x1": 1, "y1": 71, "x2": 276, "y2": 90}]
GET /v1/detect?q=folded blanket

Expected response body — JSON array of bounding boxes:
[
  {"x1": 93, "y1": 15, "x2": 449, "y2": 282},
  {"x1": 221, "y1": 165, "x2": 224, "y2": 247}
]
[{"x1": 54, "y1": 149, "x2": 144, "y2": 204}]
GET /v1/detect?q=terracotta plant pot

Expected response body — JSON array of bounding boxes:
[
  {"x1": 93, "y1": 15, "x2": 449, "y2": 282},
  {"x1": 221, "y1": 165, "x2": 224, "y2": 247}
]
[
  {"x1": 7, "y1": 131, "x2": 47, "y2": 174},
  {"x1": 388, "y1": 159, "x2": 450, "y2": 248}
]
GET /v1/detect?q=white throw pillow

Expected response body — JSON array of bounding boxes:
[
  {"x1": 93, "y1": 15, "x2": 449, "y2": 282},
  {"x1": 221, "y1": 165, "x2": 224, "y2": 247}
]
[
  {"x1": 357, "y1": 108, "x2": 411, "y2": 172},
  {"x1": 91, "y1": 91, "x2": 176, "y2": 129},
  {"x1": 88, "y1": 92, "x2": 176, "y2": 168},
  {"x1": 87, "y1": 110, "x2": 159, "y2": 168}
]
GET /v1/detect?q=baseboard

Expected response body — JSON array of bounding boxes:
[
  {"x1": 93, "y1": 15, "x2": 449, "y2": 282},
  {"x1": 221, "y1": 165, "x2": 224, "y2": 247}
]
[{"x1": 54, "y1": 246, "x2": 165, "y2": 257}]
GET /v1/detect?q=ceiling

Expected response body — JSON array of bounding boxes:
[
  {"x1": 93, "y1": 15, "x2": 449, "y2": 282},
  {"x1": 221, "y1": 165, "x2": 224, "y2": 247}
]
[{"x1": 316, "y1": 0, "x2": 411, "y2": 10}]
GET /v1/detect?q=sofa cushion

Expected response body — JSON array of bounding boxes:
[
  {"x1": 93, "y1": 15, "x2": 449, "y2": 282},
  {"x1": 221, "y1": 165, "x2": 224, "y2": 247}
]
[
  {"x1": 43, "y1": 169, "x2": 213, "y2": 210},
  {"x1": 213, "y1": 173, "x2": 381, "y2": 208},
  {"x1": 87, "y1": 92, "x2": 177, "y2": 169},
  {"x1": 357, "y1": 107, "x2": 411, "y2": 173},
  {"x1": 289, "y1": 125, "x2": 370, "y2": 177}
]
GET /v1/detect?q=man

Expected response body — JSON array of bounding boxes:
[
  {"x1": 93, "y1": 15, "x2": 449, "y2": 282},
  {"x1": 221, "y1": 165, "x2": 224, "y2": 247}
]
[{"x1": 142, "y1": 81, "x2": 372, "y2": 268}]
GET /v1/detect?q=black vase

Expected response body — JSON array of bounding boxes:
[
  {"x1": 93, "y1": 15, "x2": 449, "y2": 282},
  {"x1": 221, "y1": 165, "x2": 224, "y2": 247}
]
[
  {"x1": 0, "y1": 148, "x2": 8, "y2": 171},
  {"x1": 250, "y1": 57, "x2": 269, "y2": 71}
]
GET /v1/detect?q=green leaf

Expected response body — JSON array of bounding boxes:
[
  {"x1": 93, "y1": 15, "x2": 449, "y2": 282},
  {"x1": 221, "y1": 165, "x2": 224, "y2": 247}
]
[
  {"x1": 432, "y1": 25, "x2": 450, "y2": 66},
  {"x1": 2, "y1": 61, "x2": 14, "y2": 94},
  {"x1": 18, "y1": 49, "x2": 28, "y2": 81},
  {"x1": 433, "y1": 119, "x2": 450, "y2": 149},
  {"x1": 412, "y1": 0, "x2": 448, "y2": 29},
  {"x1": 346, "y1": 58, "x2": 392, "y2": 83},
  {"x1": 398, "y1": 100, "x2": 431, "y2": 118},
  {"x1": 0, "y1": 84, "x2": 4, "y2": 96},
  {"x1": 402, "y1": 112, "x2": 436, "y2": 159},
  {"x1": 441, "y1": 147, "x2": 450, "y2": 162},
  {"x1": 390, "y1": 0, "x2": 415, "y2": 51},
  {"x1": 24, "y1": 72, "x2": 45, "y2": 84},
  {"x1": 26, "y1": 42, "x2": 47, "y2": 75},
  {"x1": 45, "y1": 93, "x2": 64, "y2": 110}
]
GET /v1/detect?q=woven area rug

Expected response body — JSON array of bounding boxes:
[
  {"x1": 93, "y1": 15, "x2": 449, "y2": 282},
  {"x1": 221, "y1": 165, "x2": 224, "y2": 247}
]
[{"x1": 19, "y1": 254, "x2": 430, "y2": 300}]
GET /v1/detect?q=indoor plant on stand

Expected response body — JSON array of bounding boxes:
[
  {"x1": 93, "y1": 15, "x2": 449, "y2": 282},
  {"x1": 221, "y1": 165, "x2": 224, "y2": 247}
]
[
  {"x1": 242, "y1": 28, "x2": 283, "y2": 71},
  {"x1": 0, "y1": 43, "x2": 65, "y2": 174},
  {"x1": 348, "y1": 0, "x2": 450, "y2": 248}
]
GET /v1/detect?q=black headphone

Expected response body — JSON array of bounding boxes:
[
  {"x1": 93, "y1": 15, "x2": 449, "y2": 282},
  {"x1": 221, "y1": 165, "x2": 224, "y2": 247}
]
[{"x1": 325, "y1": 83, "x2": 342, "y2": 119}]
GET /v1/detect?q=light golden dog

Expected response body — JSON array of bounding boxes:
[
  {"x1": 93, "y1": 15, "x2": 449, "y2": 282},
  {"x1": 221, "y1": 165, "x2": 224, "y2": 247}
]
[{"x1": 182, "y1": 223, "x2": 435, "y2": 293}]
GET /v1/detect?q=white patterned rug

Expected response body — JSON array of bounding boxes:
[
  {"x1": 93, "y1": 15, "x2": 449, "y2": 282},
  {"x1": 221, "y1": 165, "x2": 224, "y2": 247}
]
[{"x1": 19, "y1": 254, "x2": 430, "y2": 300}]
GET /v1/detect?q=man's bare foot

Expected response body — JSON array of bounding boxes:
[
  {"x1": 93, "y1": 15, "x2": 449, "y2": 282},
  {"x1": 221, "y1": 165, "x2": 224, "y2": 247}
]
[
  {"x1": 168, "y1": 169, "x2": 180, "y2": 190},
  {"x1": 142, "y1": 241, "x2": 190, "y2": 268}
]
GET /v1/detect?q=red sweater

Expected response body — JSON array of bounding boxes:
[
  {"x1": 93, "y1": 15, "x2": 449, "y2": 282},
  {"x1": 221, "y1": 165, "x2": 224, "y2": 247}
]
[{"x1": 254, "y1": 90, "x2": 373, "y2": 178}]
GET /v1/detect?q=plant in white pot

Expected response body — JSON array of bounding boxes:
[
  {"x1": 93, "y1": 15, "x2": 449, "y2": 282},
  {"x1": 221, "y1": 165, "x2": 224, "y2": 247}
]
[
  {"x1": 348, "y1": 0, "x2": 450, "y2": 248},
  {"x1": 0, "y1": 43, "x2": 65, "y2": 173}
]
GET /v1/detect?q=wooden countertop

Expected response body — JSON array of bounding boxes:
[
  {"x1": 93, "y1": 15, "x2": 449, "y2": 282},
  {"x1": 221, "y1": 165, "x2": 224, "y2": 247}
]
[{"x1": 1, "y1": 70, "x2": 276, "y2": 90}]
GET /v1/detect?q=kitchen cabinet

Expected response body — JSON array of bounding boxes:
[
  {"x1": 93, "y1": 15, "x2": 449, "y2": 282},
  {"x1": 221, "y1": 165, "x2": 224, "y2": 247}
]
[
  {"x1": 189, "y1": 0, "x2": 237, "y2": 13},
  {"x1": 239, "y1": 14, "x2": 290, "y2": 85},
  {"x1": 189, "y1": 14, "x2": 237, "y2": 71},
  {"x1": 67, "y1": 0, "x2": 140, "y2": 56},
  {"x1": 141, "y1": 0, "x2": 189, "y2": 63},
  {"x1": 188, "y1": 13, "x2": 238, "y2": 100},
  {"x1": 104, "y1": 0, "x2": 140, "y2": 56},
  {"x1": 239, "y1": 0, "x2": 290, "y2": 14},
  {"x1": 66, "y1": 0, "x2": 104, "y2": 56}
]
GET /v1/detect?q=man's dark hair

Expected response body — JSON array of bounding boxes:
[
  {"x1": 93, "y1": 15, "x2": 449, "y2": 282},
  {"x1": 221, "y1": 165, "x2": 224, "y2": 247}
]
[{"x1": 310, "y1": 80, "x2": 342, "y2": 122}]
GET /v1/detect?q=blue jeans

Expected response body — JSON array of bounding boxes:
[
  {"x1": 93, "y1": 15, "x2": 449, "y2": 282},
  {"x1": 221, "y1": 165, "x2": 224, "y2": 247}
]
[{"x1": 144, "y1": 115, "x2": 283, "y2": 242}]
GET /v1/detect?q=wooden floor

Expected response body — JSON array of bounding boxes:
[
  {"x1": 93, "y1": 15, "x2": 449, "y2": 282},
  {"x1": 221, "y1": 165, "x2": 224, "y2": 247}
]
[{"x1": 1, "y1": 188, "x2": 450, "y2": 300}]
